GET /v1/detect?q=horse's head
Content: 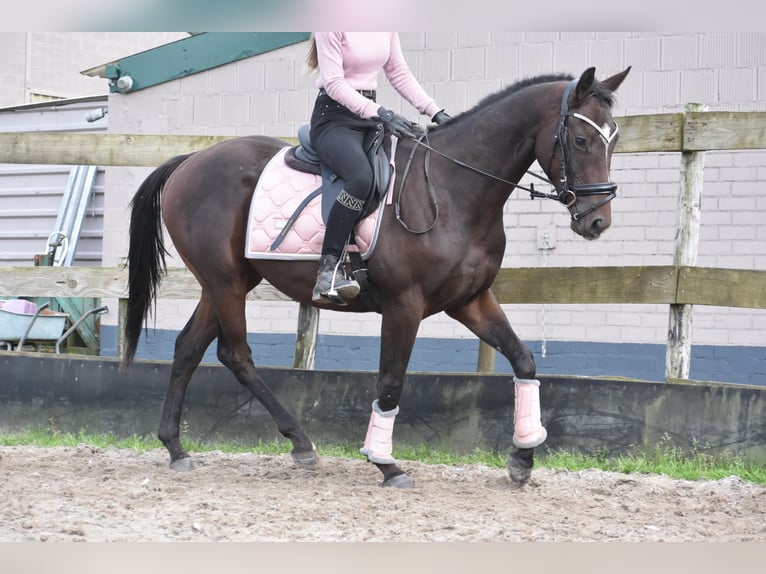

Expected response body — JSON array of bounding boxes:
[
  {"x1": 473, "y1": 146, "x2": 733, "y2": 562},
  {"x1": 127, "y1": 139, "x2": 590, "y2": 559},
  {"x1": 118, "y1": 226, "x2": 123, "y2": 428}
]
[{"x1": 537, "y1": 66, "x2": 631, "y2": 240}]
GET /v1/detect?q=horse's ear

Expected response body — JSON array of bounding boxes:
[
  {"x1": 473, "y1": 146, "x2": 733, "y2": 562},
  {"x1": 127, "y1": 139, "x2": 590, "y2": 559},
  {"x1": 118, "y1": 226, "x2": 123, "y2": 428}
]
[
  {"x1": 575, "y1": 67, "x2": 596, "y2": 100},
  {"x1": 602, "y1": 66, "x2": 632, "y2": 93}
]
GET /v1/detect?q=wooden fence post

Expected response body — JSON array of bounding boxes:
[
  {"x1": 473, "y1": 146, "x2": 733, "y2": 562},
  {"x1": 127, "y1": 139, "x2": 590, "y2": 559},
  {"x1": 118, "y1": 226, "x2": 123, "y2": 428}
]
[
  {"x1": 117, "y1": 297, "x2": 128, "y2": 359},
  {"x1": 293, "y1": 303, "x2": 319, "y2": 370},
  {"x1": 666, "y1": 103, "x2": 708, "y2": 381},
  {"x1": 477, "y1": 341, "x2": 497, "y2": 373}
]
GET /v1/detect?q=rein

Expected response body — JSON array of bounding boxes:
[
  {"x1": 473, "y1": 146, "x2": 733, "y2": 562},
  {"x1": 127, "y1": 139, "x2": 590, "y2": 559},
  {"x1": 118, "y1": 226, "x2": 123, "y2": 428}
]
[
  {"x1": 395, "y1": 134, "x2": 555, "y2": 234},
  {"x1": 394, "y1": 78, "x2": 619, "y2": 232}
]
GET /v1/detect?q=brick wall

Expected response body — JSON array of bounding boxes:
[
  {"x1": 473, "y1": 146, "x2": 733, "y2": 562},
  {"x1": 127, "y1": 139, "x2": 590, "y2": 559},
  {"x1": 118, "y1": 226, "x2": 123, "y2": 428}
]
[
  {"x1": 0, "y1": 32, "x2": 188, "y2": 106},
  {"x1": 101, "y1": 32, "x2": 766, "y2": 367},
  {"x1": 0, "y1": 33, "x2": 28, "y2": 107}
]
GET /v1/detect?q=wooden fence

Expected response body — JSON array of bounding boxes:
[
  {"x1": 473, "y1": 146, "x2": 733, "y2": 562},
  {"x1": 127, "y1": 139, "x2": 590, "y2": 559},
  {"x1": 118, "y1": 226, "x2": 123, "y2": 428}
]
[
  {"x1": 0, "y1": 263, "x2": 764, "y2": 374},
  {"x1": 1, "y1": 106, "x2": 766, "y2": 382},
  {"x1": 0, "y1": 110, "x2": 764, "y2": 165}
]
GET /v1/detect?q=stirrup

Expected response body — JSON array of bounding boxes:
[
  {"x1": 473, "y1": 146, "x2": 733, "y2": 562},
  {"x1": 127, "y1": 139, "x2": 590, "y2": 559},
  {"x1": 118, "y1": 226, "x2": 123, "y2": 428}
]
[
  {"x1": 312, "y1": 254, "x2": 359, "y2": 304},
  {"x1": 313, "y1": 285, "x2": 352, "y2": 306},
  {"x1": 326, "y1": 276, "x2": 360, "y2": 300}
]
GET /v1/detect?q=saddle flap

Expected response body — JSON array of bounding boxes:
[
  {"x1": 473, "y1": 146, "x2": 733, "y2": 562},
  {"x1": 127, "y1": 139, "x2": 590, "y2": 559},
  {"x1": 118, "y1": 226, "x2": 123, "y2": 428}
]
[{"x1": 287, "y1": 122, "x2": 392, "y2": 224}]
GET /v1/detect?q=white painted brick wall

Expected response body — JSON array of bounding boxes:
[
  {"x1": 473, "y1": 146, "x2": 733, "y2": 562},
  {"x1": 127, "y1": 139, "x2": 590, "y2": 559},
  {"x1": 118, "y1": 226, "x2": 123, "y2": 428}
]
[
  {"x1": 698, "y1": 34, "x2": 738, "y2": 69},
  {"x1": 553, "y1": 41, "x2": 590, "y2": 73},
  {"x1": 423, "y1": 33, "x2": 458, "y2": 51},
  {"x1": 0, "y1": 33, "x2": 187, "y2": 106},
  {"x1": 98, "y1": 33, "x2": 766, "y2": 353},
  {"x1": 0, "y1": 33, "x2": 28, "y2": 107}
]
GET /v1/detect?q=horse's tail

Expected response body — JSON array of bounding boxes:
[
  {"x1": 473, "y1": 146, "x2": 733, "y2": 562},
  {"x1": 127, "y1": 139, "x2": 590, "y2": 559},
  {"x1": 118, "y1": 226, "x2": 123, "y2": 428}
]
[{"x1": 120, "y1": 153, "x2": 193, "y2": 370}]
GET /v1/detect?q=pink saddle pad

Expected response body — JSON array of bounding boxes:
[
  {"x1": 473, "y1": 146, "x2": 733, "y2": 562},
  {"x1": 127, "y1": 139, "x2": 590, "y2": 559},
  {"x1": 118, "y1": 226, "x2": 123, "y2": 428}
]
[{"x1": 245, "y1": 147, "x2": 391, "y2": 261}]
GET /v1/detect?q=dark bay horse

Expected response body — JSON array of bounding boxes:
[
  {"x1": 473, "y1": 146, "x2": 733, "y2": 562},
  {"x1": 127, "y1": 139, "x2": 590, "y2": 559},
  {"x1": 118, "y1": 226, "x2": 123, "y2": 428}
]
[{"x1": 122, "y1": 66, "x2": 631, "y2": 488}]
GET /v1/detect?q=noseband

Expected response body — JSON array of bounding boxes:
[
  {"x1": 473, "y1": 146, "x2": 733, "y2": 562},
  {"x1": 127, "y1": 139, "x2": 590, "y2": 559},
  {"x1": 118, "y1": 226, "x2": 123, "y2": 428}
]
[{"x1": 551, "y1": 79, "x2": 619, "y2": 221}]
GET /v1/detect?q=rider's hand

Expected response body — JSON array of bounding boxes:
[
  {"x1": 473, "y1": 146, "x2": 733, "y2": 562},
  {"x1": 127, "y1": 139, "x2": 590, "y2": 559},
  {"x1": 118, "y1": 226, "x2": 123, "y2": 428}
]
[
  {"x1": 431, "y1": 110, "x2": 452, "y2": 125},
  {"x1": 375, "y1": 107, "x2": 424, "y2": 139}
]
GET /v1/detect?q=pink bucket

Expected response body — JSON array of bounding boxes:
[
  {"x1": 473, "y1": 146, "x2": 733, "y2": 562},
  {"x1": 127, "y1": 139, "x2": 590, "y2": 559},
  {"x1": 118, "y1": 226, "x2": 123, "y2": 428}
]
[{"x1": 1, "y1": 299, "x2": 39, "y2": 315}]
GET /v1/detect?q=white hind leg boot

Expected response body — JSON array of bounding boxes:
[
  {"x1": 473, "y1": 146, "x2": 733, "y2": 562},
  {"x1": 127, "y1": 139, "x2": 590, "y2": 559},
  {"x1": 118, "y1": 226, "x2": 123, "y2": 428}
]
[
  {"x1": 360, "y1": 399, "x2": 398, "y2": 464},
  {"x1": 512, "y1": 377, "x2": 547, "y2": 448}
]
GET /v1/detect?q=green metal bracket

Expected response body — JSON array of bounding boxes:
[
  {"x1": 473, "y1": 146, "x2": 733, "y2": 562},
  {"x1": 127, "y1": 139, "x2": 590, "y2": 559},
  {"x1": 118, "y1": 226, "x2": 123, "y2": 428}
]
[
  {"x1": 108, "y1": 32, "x2": 310, "y2": 93},
  {"x1": 105, "y1": 63, "x2": 122, "y2": 80}
]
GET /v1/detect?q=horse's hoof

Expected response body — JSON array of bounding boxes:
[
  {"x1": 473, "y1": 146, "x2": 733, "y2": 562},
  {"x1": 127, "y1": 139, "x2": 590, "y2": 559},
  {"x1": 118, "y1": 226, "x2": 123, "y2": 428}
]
[
  {"x1": 507, "y1": 453, "x2": 531, "y2": 487},
  {"x1": 381, "y1": 473, "x2": 415, "y2": 489},
  {"x1": 169, "y1": 457, "x2": 194, "y2": 472},
  {"x1": 291, "y1": 447, "x2": 319, "y2": 468}
]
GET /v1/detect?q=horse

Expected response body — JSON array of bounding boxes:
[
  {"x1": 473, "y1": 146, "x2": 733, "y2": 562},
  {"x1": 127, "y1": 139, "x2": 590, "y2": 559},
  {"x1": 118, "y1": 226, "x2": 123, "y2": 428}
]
[{"x1": 121, "y1": 65, "x2": 631, "y2": 488}]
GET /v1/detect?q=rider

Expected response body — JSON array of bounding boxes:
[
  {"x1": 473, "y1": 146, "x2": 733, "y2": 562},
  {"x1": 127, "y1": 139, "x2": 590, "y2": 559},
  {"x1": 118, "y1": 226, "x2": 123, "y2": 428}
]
[{"x1": 306, "y1": 32, "x2": 451, "y2": 303}]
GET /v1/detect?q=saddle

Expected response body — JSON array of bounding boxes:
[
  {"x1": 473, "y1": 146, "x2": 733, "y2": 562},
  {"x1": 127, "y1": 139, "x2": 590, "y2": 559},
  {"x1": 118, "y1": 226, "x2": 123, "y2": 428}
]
[
  {"x1": 283, "y1": 123, "x2": 392, "y2": 225},
  {"x1": 278, "y1": 123, "x2": 393, "y2": 313}
]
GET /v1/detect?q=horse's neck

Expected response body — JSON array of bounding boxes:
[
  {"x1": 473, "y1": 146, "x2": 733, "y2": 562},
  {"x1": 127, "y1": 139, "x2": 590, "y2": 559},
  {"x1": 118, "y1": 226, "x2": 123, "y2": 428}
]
[{"x1": 431, "y1": 95, "x2": 545, "y2": 200}]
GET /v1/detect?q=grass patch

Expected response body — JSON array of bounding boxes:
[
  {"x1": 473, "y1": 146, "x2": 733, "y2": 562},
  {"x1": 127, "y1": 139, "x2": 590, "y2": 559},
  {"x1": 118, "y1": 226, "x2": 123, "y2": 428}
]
[
  {"x1": 1, "y1": 428, "x2": 764, "y2": 484},
  {"x1": 540, "y1": 434, "x2": 766, "y2": 484},
  {"x1": 0, "y1": 427, "x2": 163, "y2": 452}
]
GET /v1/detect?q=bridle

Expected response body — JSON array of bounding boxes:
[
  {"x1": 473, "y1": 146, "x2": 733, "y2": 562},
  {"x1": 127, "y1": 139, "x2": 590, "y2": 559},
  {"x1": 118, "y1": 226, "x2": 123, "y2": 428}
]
[
  {"x1": 396, "y1": 77, "x2": 620, "y2": 232},
  {"x1": 550, "y1": 78, "x2": 619, "y2": 221}
]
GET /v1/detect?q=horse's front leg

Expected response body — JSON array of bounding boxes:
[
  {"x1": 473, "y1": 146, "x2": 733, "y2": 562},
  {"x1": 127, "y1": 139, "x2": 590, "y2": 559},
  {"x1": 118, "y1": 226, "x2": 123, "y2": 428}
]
[
  {"x1": 362, "y1": 305, "x2": 423, "y2": 488},
  {"x1": 446, "y1": 289, "x2": 546, "y2": 487}
]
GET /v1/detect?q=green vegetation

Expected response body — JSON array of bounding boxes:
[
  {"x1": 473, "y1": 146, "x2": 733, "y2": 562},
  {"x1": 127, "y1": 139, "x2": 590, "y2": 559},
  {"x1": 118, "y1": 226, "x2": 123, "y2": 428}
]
[
  {"x1": 540, "y1": 437, "x2": 766, "y2": 484},
  {"x1": 1, "y1": 428, "x2": 764, "y2": 484}
]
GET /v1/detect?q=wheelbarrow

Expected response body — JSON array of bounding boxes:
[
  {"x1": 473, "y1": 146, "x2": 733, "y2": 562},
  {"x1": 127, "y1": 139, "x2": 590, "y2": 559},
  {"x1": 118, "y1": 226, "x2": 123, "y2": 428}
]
[{"x1": 0, "y1": 299, "x2": 108, "y2": 352}]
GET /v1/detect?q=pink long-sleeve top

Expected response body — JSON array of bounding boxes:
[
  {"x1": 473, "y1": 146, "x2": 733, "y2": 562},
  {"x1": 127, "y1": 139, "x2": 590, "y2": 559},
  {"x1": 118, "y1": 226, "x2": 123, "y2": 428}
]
[{"x1": 314, "y1": 32, "x2": 440, "y2": 120}]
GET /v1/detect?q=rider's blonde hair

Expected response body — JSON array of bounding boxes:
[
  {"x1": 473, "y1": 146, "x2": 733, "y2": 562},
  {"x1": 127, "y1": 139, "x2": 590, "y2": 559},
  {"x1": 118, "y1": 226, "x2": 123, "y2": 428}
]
[{"x1": 305, "y1": 34, "x2": 318, "y2": 73}]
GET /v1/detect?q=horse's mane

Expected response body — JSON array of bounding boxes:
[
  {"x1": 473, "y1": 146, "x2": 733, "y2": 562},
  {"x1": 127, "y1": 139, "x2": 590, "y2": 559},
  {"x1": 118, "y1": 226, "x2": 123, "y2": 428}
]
[
  {"x1": 475, "y1": 73, "x2": 575, "y2": 110},
  {"x1": 429, "y1": 71, "x2": 617, "y2": 132}
]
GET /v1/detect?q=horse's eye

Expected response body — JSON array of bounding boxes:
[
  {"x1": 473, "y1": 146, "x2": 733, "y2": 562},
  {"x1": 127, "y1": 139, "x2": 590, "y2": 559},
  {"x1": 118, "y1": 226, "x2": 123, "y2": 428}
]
[{"x1": 574, "y1": 137, "x2": 587, "y2": 149}]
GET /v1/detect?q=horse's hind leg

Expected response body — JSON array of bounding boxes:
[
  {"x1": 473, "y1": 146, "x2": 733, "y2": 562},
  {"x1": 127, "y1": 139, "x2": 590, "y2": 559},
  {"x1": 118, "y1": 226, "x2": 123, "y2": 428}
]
[
  {"x1": 211, "y1": 289, "x2": 318, "y2": 467},
  {"x1": 446, "y1": 289, "x2": 543, "y2": 487},
  {"x1": 158, "y1": 293, "x2": 219, "y2": 471}
]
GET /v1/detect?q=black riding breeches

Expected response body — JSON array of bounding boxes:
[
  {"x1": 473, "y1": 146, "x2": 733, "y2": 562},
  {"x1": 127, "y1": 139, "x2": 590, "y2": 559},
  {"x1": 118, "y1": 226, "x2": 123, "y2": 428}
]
[
  {"x1": 310, "y1": 94, "x2": 377, "y2": 202},
  {"x1": 310, "y1": 94, "x2": 380, "y2": 257}
]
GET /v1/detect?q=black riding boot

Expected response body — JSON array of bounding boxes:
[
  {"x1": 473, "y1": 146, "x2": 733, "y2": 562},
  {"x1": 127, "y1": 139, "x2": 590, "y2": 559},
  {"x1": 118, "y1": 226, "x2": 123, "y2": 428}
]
[
  {"x1": 312, "y1": 254, "x2": 360, "y2": 303},
  {"x1": 312, "y1": 190, "x2": 362, "y2": 303}
]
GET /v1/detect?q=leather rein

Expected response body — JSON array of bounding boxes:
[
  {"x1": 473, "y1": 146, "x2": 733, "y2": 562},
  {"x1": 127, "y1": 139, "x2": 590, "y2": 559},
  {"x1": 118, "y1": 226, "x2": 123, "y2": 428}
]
[{"x1": 395, "y1": 78, "x2": 619, "y2": 233}]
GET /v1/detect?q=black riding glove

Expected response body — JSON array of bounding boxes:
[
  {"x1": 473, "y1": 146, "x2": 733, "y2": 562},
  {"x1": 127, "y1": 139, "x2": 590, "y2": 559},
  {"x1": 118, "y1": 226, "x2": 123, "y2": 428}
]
[
  {"x1": 375, "y1": 107, "x2": 424, "y2": 139},
  {"x1": 431, "y1": 110, "x2": 452, "y2": 125}
]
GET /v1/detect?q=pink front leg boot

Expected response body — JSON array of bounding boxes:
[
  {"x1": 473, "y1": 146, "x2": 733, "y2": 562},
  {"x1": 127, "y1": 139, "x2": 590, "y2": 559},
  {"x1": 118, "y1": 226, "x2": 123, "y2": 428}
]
[
  {"x1": 360, "y1": 399, "x2": 398, "y2": 464},
  {"x1": 512, "y1": 377, "x2": 547, "y2": 448}
]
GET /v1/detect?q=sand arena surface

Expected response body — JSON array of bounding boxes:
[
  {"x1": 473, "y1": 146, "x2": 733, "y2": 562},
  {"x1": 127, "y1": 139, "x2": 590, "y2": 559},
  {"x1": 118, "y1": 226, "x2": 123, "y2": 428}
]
[{"x1": 1, "y1": 445, "x2": 764, "y2": 542}]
